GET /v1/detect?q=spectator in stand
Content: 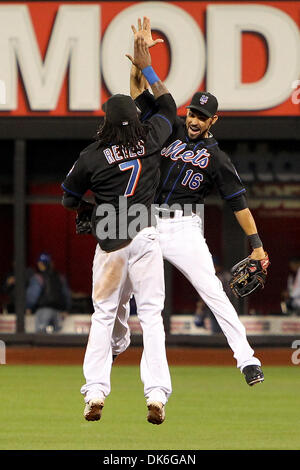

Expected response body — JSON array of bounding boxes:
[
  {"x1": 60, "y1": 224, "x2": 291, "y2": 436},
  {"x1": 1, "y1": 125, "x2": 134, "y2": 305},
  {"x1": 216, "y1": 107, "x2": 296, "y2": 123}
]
[
  {"x1": 26, "y1": 253, "x2": 71, "y2": 333},
  {"x1": 1, "y1": 264, "x2": 34, "y2": 313},
  {"x1": 281, "y1": 256, "x2": 300, "y2": 315}
]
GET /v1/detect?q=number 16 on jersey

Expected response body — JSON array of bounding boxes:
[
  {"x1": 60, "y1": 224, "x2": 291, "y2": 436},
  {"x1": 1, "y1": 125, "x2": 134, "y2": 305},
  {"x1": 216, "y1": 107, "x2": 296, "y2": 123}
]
[
  {"x1": 119, "y1": 159, "x2": 142, "y2": 197},
  {"x1": 182, "y1": 170, "x2": 203, "y2": 190}
]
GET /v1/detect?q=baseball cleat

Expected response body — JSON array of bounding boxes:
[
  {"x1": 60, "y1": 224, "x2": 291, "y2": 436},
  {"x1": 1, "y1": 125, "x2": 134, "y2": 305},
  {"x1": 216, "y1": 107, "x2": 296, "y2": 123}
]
[
  {"x1": 147, "y1": 401, "x2": 165, "y2": 425},
  {"x1": 84, "y1": 398, "x2": 104, "y2": 421},
  {"x1": 242, "y1": 365, "x2": 264, "y2": 386}
]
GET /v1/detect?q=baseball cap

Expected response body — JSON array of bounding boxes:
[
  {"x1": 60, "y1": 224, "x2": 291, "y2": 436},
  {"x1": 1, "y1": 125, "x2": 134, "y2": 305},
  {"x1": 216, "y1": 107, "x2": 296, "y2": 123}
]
[
  {"x1": 37, "y1": 253, "x2": 52, "y2": 266},
  {"x1": 102, "y1": 94, "x2": 138, "y2": 126},
  {"x1": 186, "y1": 92, "x2": 218, "y2": 118}
]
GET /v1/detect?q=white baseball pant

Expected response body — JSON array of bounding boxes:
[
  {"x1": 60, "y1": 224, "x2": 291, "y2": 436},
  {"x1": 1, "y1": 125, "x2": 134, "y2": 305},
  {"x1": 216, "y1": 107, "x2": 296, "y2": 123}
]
[
  {"x1": 80, "y1": 226, "x2": 172, "y2": 405},
  {"x1": 112, "y1": 212, "x2": 261, "y2": 371}
]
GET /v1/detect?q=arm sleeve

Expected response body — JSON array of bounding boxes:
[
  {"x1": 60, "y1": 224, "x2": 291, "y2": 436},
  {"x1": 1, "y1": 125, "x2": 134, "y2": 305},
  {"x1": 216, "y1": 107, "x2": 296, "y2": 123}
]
[
  {"x1": 62, "y1": 192, "x2": 81, "y2": 210},
  {"x1": 226, "y1": 193, "x2": 248, "y2": 212},
  {"x1": 151, "y1": 93, "x2": 177, "y2": 126},
  {"x1": 146, "y1": 94, "x2": 177, "y2": 148},
  {"x1": 135, "y1": 90, "x2": 159, "y2": 121},
  {"x1": 212, "y1": 150, "x2": 246, "y2": 202},
  {"x1": 61, "y1": 155, "x2": 90, "y2": 199}
]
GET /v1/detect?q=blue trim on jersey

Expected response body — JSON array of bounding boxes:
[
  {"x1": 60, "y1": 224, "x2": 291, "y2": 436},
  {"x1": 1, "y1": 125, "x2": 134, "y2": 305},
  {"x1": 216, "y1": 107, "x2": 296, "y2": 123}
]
[
  {"x1": 205, "y1": 142, "x2": 218, "y2": 149},
  {"x1": 162, "y1": 161, "x2": 177, "y2": 188},
  {"x1": 61, "y1": 183, "x2": 83, "y2": 199},
  {"x1": 191, "y1": 140, "x2": 205, "y2": 149},
  {"x1": 186, "y1": 136, "x2": 205, "y2": 145},
  {"x1": 224, "y1": 188, "x2": 246, "y2": 200},
  {"x1": 154, "y1": 161, "x2": 177, "y2": 203},
  {"x1": 165, "y1": 163, "x2": 187, "y2": 204},
  {"x1": 141, "y1": 110, "x2": 152, "y2": 122},
  {"x1": 153, "y1": 113, "x2": 173, "y2": 133}
]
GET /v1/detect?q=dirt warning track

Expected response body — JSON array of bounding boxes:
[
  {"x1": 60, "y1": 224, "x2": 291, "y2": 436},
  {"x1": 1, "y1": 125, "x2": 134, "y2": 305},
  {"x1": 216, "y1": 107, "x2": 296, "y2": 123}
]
[{"x1": 4, "y1": 346, "x2": 294, "y2": 366}]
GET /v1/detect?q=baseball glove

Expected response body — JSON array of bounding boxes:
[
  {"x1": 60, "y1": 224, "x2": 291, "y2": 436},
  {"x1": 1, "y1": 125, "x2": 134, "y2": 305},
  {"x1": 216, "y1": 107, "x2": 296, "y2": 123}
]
[
  {"x1": 75, "y1": 201, "x2": 94, "y2": 235},
  {"x1": 229, "y1": 253, "x2": 270, "y2": 298}
]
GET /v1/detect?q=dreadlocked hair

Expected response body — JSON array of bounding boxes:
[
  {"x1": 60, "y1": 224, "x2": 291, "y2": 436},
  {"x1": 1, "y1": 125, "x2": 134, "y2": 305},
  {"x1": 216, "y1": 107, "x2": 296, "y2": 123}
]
[{"x1": 95, "y1": 118, "x2": 149, "y2": 150}]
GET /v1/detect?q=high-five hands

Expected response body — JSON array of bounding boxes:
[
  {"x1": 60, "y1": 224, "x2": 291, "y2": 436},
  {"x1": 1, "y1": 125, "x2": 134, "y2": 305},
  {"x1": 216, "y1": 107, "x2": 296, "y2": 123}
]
[
  {"x1": 130, "y1": 17, "x2": 164, "y2": 48},
  {"x1": 126, "y1": 34, "x2": 152, "y2": 70}
]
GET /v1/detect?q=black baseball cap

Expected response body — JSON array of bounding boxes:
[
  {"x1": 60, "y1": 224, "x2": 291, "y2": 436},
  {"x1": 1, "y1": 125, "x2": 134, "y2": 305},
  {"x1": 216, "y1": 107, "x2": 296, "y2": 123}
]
[
  {"x1": 102, "y1": 94, "x2": 138, "y2": 126},
  {"x1": 186, "y1": 91, "x2": 218, "y2": 118}
]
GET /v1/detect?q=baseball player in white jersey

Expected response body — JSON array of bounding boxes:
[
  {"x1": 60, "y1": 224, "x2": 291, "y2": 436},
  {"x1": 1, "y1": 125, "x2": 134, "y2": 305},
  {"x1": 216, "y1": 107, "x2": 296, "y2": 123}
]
[
  {"x1": 110, "y1": 18, "x2": 270, "y2": 388},
  {"x1": 62, "y1": 34, "x2": 177, "y2": 424}
]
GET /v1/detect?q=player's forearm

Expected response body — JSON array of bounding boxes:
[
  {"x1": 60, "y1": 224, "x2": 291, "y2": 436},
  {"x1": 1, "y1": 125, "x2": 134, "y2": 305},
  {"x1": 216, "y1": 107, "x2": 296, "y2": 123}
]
[
  {"x1": 140, "y1": 66, "x2": 177, "y2": 122},
  {"x1": 234, "y1": 208, "x2": 265, "y2": 257},
  {"x1": 234, "y1": 208, "x2": 258, "y2": 235},
  {"x1": 148, "y1": 79, "x2": 169, "y2": 99},
  {"x1": 141, "y1": 66, "x2": 169, "y2": 99},
  {"x1": 130, "y1": 64, "x2": 148, "y2": 100}
]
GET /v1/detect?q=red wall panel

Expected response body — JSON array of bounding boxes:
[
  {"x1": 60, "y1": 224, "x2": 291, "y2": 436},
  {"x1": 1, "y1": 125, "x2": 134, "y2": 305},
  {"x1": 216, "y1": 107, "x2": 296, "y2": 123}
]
[{"x1": 27, "y1": 183, "x2": 96, "y2": 295}]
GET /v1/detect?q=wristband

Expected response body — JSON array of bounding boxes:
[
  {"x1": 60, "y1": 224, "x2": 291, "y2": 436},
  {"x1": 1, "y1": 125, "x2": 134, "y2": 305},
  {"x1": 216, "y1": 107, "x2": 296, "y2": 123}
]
[
  {"x1": 248, "y1": 233, "x2": 263, "y2": 249},
  {"x1": 142, "y1": 66, "x2": 160, "y2": 86}
]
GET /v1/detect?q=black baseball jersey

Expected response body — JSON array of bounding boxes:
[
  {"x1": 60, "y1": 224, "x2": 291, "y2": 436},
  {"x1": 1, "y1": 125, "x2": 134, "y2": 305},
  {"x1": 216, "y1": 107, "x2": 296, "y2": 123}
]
[
  {"x1": 62, "y1": 93, "x2": 176, "y2": 252},
  {"x1": 135, "y1": 91, "x2": 247, "y2": 211}
]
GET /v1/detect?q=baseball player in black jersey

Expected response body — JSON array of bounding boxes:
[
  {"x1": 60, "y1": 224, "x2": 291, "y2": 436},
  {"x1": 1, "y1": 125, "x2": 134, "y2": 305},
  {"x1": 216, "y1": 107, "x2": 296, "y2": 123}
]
[
  {"x1": 111, "y1": 18, "x2": 269, "y2": 387},
  {"x1": 62, "y1": 34, "x2": 177, "y2": 424}
]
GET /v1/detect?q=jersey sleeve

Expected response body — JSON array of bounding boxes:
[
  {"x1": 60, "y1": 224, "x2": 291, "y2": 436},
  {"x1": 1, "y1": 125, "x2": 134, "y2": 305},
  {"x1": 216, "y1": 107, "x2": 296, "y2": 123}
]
[
  {"x1": 211, "y1": 149, "x2": 246, "y2": 201},
  {"x1": 135, "y1": 90, "x2": 159, "y2": 121},
  {"x1": 61, "y1": 155, "x2": 90, "y2": 199},
  {"x1": 146, "y1": 93, "x2": 177, "y2": 149}
]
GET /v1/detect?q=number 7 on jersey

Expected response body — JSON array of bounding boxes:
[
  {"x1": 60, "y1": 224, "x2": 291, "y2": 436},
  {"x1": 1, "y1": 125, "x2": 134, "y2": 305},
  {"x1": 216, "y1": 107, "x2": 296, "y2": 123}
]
[{"x1": 119, "y1": 159, "x2": 142, "y2": 197}]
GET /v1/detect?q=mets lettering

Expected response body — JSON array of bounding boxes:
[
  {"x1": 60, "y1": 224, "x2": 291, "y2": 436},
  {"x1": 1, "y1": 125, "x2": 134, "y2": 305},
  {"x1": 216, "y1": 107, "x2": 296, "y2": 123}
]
[
  {"x1": 161, "y1": 139, "x2": 210, "y2": 168},
  {"x1": 103, "y1": 140, "x2": 145, "y2": 164}
]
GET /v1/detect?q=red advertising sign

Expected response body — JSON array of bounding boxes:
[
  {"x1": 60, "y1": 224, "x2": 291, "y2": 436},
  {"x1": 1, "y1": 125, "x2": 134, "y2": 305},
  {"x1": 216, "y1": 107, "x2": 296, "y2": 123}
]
[{"x1": 0, "y1": 1, "x2": 299, "y2": 116}]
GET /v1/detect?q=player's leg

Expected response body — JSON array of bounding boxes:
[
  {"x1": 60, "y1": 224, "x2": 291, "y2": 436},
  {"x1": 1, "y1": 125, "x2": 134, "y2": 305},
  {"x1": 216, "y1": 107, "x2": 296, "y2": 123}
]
[
  {"x1": 157, "y1": 214, "x2": 261, "y2": 371},
  {"x1": 128, "y1": 226, "x2": 171, "y2": 424},
  {"x1": 80, "y1": 244, "x2": 129, "y2": 417},
  {"x1": 111, "y1": 278, "x2": 132, "y2": 358}
]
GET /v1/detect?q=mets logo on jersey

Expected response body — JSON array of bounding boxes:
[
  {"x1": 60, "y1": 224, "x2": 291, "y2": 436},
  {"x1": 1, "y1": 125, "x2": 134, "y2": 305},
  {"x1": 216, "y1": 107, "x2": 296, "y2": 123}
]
[
  {"x1": 161, "y1": 139, "x2": 211, "y2": 169},
  {"x1": 199, "y1": 95, "x2": 209, "y2": 105}
]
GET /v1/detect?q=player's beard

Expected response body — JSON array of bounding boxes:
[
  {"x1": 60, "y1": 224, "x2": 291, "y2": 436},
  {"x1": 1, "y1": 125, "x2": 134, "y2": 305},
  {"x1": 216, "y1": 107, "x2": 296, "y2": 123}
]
[{"x1": 187, "y1": 121, "x2": 211, "y2": 140}]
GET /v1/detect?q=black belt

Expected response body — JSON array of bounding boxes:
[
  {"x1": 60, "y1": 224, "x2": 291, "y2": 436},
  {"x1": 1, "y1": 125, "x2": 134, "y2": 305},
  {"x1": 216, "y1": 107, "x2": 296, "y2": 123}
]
[
  {"x1": 156, "y1": 208, "x2": 194, "y2": 218},
  {"x1": 158, "y1": 211, "x2": 176, "y2": 219}
]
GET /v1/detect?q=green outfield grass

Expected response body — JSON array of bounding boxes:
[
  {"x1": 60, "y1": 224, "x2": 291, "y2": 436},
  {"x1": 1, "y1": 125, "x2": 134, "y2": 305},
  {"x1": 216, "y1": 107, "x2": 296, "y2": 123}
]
[{"x1": 0, "y1": 364, "x2": 299, "y2": 450}]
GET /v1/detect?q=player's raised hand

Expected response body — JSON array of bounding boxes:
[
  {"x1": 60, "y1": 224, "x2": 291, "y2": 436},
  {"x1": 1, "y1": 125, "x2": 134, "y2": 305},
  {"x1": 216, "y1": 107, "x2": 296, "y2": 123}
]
[
  {"x1": 131, "y1": 16, "x2": 164, "y2": 48},
  {"x1": 126, "y1": 34, "x2": 151, "y2": 71}
]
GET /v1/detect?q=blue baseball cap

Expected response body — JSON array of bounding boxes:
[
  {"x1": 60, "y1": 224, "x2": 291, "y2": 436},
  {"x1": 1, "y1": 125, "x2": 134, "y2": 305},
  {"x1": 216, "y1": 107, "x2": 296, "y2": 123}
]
[{"x1": 37, "y1": 253, "x2": 52, "y2": 265}]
